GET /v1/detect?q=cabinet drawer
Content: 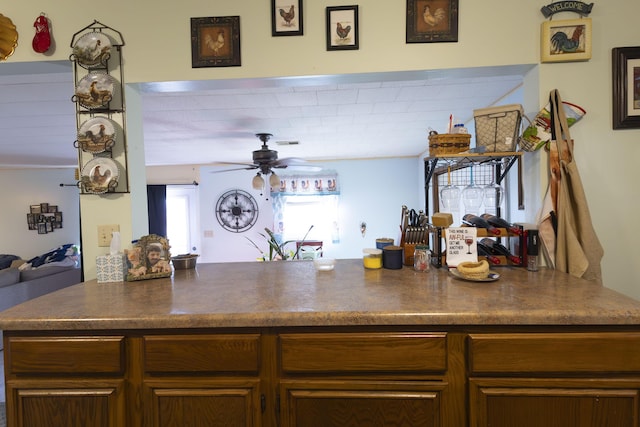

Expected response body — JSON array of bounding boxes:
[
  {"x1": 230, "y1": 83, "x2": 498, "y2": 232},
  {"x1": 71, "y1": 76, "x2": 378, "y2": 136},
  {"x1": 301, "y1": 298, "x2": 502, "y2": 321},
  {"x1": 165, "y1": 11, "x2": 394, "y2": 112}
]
[
  {"x1": 143, "y1": 334, "x2": 260, "y2": 374},
  {"x1": 7, "y1": 336, "x2": 125, "y2": 374},
  {"x1": 469, "y1": 332, "x2": 640, "y2": 374},
  {"x1": 280, "y1": 332, "x2": 447, "y2": 374}
]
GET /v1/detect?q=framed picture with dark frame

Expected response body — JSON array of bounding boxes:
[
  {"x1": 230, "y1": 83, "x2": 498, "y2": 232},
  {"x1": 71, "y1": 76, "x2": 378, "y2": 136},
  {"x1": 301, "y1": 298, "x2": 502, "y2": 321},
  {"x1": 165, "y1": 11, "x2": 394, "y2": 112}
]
[
  {"x1": 326, "y1": 5, "x2": 358, "y2": 51},
  {"x1": 37, "y1": 223, "x2": 47, "y2": 234},
  {"x1": 406, "y1": 0, "x2": 459, "y2": 43},
  {"x1": 272, "y1": 0, "x2": 303, "y2": 36},
  {"x1": 612, "y1": 46, "x2": 640, "y2": 129},
  {"x1": 541, "y1": 18, "x2": 591, "y2": 63},
  {"x1": 30, "y1": 205, "x2": 41, "y2": 214},
  {"x1": 190, "y1": 16, "x2": 241, "y2": 68}
]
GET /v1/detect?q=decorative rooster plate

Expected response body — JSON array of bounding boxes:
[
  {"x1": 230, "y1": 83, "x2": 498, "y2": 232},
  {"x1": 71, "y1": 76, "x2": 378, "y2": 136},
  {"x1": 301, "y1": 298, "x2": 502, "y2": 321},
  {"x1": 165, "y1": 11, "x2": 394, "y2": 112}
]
[
  {"x1": 81, "y1": 157, "x2": 119, "y2": 194},
  {"x1": 77, "y1": 117, "x2": 116, "y2": 153},
  {"x1": 72, "y1": 32, "x2": 111, "y2": 66},
  {"x1": 74, "y1": 72, "x2": 116, "y2": 109}
]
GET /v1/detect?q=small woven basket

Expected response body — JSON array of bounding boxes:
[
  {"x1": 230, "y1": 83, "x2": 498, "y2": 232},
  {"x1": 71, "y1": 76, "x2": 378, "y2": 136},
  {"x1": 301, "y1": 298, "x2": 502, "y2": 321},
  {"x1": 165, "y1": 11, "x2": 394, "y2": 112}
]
[{"x1": 428, "y1": 133, "x2": 471, "y2": 156}]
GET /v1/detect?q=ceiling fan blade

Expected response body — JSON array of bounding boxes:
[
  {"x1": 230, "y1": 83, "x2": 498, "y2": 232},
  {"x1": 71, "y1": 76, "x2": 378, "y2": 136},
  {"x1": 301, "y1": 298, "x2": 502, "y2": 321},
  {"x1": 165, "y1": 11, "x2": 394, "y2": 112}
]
[
  {"x1": 209, "y1": 162, "x2": 259, "y2": 173},
  {"x1": 272, "y1": 157, "x2": 322, "y2": 171}
]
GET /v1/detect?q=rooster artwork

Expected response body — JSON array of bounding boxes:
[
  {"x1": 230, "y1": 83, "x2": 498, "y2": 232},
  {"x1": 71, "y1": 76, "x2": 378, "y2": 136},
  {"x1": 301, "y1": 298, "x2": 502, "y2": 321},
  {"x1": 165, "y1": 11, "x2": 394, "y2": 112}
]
[
  {"x1": 335, "y1": 22, "x2": 352, "y2": 41},
  {"x1": 423, "y1": 4, "x2": 446, "y2": 27},
  {"x1": 204, "y1": 30, "x2": 225, "y2": 56},
  {"x1": 550, "y1": 23, "x2": 585, "y2": 54},
  {"x1": 279, "y1": 5, "x2": 295, "y2": 27}
]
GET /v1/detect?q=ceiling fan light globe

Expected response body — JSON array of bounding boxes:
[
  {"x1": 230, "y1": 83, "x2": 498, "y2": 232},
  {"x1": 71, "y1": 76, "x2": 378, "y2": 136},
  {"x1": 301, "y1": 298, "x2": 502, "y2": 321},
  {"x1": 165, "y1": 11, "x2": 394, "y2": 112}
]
[
  {"x1": 269, "y1": 172, "x2": 280, "y2": 187},
  {"x1": 252, "y1": 173, "x2": 265, "y2": 190}
]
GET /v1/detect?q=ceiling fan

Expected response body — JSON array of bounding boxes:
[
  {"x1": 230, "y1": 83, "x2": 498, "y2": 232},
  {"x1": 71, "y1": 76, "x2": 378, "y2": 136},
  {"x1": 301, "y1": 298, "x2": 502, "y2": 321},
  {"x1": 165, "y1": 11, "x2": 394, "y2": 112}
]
[{"x1": 212, "y1": 133, "x2": 321, "y2": 190}]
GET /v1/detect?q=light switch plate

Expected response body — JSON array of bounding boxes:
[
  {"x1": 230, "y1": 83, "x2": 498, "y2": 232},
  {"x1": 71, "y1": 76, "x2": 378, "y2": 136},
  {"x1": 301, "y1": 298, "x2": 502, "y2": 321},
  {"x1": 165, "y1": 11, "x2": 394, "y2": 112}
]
[{"x1": 98, "y1": 224, "x2": 120, "y2": 247}]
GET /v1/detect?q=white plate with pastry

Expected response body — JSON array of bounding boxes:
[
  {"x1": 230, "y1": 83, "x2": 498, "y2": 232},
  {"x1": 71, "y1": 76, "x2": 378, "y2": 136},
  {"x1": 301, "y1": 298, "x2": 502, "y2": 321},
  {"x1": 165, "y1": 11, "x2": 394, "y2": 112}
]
[{"x1": 449, "y1": 268, "x2": 500, "y2": 282}]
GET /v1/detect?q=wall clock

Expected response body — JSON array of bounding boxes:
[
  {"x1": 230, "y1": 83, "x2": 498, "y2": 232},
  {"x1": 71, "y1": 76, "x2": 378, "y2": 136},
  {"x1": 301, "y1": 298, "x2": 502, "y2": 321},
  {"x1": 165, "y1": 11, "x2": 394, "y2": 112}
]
[{"x1": 215, "y1": 189, "x2": 259, "y2": 233}]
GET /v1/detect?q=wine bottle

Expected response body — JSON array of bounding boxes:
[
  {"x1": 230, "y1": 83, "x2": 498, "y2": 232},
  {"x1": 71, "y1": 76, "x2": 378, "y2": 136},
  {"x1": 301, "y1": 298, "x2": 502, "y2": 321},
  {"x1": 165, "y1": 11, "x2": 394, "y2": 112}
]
[
  {"x1": 479, "y1": 238, "x2": 520, "y2": 264},
  {"x1": 462, "y1": 214, "x2": 500, "y2": 236},
  {"x1": 477, "y1": 242, "x2": 501, "y2": 265},
  {"x1": 480, "y1": 213, "x2": 523, "y2": 236}
]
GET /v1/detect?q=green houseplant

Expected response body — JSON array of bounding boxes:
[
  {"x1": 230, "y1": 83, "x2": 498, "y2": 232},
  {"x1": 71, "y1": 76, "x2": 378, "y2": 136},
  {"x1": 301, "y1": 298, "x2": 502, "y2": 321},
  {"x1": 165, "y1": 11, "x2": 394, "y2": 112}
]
[{"x1": 247, "y1": 225, "x2": 314, "y2": 261}]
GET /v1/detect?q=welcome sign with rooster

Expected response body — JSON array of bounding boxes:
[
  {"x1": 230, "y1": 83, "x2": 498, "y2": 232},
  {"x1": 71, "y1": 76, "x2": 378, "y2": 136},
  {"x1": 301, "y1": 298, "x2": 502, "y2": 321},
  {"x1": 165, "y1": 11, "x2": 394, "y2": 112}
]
[{"x1": 540, "y1": 1, "x2": 593, "y2": 63}]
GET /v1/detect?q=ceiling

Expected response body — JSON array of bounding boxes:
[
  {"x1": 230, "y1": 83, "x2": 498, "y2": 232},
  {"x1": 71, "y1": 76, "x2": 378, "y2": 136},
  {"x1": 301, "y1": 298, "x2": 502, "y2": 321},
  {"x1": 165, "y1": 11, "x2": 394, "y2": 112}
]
[{"x1": 0, "y1": 62, "x2": 532, "y2": 169}]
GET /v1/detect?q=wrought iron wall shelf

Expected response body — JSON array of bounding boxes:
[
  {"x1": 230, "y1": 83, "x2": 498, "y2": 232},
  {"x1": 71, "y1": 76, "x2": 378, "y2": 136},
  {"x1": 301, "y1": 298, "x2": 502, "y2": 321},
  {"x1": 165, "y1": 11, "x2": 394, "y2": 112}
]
[{"x1": 70, "y1": 20, "x2": 129, "y2": 195}]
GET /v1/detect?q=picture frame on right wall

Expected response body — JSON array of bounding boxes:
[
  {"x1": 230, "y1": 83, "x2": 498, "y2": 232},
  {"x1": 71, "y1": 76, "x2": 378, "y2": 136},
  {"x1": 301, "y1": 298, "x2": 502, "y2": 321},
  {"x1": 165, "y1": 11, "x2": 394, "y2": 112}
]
[
  {"x1": 612, "y1": 46, "x2": 640, "y2": 129},
  {"x1": 541, "y1": 18, "x2": 592, "y2": 63}
]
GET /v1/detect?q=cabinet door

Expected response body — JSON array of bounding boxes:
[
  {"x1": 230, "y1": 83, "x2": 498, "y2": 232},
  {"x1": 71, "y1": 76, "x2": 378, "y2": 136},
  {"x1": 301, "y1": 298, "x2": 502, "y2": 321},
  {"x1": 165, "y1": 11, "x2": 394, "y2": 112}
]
[
  {"x1": 280, "y1": 380, "x2": 444, "y2": 427},
  {"x1": 469, "y1": 379, "x2": 639, "y2": 427},
  {"x1": 143, "y1": 378, "x2": 261, "y2": 427},
  {"x1": 6, "y1": 379, "x2": 125, "y2": 427}
]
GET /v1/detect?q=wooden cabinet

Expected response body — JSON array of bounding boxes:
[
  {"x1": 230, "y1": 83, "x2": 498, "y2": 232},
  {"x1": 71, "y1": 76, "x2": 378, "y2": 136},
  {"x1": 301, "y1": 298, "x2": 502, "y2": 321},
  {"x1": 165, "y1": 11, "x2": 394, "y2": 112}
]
[
  {"x1": 279, "y1": 332, "x2": 451, "y2": 426},
  {"x1": 4, "y1": 329, "x2": 640, "y2": 426},
  {"x1": 468, "y1": 332, "x2": 640, "y2": 427},
  {"x1": 140, "y1": 334, "x2": 262, "y2": 427},
  {"x1": 4, "y1": 336, "x2": 127, "y2": 427}
]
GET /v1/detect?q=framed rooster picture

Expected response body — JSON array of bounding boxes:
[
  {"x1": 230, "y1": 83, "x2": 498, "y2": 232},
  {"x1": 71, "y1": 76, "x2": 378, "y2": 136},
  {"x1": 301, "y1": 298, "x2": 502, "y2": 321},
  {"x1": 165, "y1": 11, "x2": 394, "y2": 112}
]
[
  {"x1": 326, "y1": 5, "x2": 358, "y2": 51},
  {"x1": 190, "y1": 16, "x2": 241, "y2": 68},
  {"x1": 272, "y1": 0, "x2": 303, "y2": 36},
  {"x1": 541, "y1": 18, "x2": 592, "y2": 63},
  {"x1": 406, "y1": 0, "x2": 459, "y2": 43}
]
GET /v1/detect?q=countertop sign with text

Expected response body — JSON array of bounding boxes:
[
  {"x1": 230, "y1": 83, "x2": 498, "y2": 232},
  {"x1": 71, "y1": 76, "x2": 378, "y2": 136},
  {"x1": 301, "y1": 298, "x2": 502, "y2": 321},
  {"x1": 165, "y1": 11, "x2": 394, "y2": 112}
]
[{"x1": 445, "y1": 227, "x2": 478, "y2": 267}]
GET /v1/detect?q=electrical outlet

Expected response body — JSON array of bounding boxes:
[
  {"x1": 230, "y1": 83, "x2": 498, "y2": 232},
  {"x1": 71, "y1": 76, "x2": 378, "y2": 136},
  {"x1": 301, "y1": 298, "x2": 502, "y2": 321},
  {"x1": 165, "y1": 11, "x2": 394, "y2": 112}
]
[{"x1": 98, "y1": 224, "x2": 120, "y2": 247}]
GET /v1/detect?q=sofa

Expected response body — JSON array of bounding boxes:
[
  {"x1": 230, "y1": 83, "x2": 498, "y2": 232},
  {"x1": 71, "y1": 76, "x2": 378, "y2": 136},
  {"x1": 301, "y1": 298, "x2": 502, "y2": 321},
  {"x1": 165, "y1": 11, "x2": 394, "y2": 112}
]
[{"x1": 0, "y1": 246, "x2": 82, "y2": 349}]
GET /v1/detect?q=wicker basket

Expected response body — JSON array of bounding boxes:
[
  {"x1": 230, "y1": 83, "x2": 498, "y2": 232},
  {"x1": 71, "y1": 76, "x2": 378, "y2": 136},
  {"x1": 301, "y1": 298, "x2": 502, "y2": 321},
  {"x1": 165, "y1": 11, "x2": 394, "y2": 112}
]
[{"x1": 428, "y1": 133, "x2": 471, "y2": 156}]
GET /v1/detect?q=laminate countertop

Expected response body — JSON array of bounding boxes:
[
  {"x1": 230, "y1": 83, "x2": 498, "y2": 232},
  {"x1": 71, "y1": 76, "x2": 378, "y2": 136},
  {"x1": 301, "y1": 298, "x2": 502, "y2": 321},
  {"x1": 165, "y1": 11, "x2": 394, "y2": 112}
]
[{"x1": 1, "y1": 259, "x2": 639, "y2": 331}]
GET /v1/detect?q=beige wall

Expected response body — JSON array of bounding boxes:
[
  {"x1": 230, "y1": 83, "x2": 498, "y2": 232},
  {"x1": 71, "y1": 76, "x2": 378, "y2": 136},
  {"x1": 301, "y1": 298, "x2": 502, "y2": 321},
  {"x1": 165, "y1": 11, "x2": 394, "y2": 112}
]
[{"x1": 4, "y1": 1, "x2": 639, "y2": 298}]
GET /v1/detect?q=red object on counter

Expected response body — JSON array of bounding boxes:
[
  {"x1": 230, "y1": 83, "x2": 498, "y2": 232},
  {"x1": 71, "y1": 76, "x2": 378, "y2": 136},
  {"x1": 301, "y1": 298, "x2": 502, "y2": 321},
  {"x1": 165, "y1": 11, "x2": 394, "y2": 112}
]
[{"x1": 32, "y1": 14, "x2": 51, "y2": 53}]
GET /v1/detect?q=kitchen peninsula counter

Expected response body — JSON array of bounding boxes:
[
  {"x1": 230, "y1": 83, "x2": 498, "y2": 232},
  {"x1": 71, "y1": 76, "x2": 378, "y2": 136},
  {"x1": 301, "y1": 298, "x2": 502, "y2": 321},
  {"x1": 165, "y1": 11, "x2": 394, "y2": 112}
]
[
  {"x1": 1, "y1": 259, "x2": 639, "y2": 330},
  {"x1": 3, "y1": 260, "x2": 640, "y2": 427}
]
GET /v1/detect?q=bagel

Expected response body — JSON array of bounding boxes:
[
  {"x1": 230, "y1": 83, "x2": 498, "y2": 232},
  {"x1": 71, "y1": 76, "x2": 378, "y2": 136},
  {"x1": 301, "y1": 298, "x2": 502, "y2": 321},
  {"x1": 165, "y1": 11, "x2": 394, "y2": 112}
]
[{"x1": 456, "y1": 260, "x2": 490, "y2": 280}]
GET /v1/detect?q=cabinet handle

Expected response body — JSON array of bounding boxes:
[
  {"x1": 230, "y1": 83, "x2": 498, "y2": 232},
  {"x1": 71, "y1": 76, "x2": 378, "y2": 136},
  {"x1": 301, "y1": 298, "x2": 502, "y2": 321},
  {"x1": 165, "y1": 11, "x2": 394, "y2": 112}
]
[{"x1": 261, "y1": 394, "x2": 266, "y2": 413}]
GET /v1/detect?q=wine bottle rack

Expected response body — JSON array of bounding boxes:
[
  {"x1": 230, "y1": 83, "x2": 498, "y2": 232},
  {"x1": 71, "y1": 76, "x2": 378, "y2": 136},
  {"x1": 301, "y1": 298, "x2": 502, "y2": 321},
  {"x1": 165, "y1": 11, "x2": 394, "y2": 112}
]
[
  {"x1": 423, "y1": 152, "x2": 525, "y2": 268},
  {"x1": 430, "y1": 224, "x2": 525, "y2": 268}
]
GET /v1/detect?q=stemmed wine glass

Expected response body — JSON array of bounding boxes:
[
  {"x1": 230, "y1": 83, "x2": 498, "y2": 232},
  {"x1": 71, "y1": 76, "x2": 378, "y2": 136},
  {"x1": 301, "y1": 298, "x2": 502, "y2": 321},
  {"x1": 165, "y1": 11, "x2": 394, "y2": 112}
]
[
  {"x1": 440, "y1": 165, "x2": 460, "y2": 213},
  {"x1": 462, "y1": 164, "x2": 484, "y2": 216},
  {"x1": 465, "y1": 236, "x2": 474, "y2": 254},
  {"x1": 483, "y1": 162, "x2": 505, "y2": 216}
]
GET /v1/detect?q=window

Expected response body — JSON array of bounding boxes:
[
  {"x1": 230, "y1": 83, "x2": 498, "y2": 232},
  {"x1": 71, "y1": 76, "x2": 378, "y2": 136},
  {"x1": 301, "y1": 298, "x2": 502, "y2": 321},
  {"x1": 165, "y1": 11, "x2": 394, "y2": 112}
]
[
  {"x1": 166, "y1": 186, "x2": 200, "y2": 255},
  {"x1": 274, "y1": 194, "x2": 339, "y2": 242},
  {"x1": 272, "y1": 172, "x2": 340, "y2": 244}
]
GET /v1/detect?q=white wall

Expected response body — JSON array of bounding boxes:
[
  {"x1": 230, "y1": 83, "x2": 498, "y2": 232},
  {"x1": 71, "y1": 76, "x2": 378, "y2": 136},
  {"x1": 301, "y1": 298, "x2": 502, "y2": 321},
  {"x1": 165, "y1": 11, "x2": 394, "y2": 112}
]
[
  {"x1": 4, "y1": 0, "x2": 640, "y2": 298},
  {"x1": 196, "y1": 157, "x2": 420, "y2": 263},
  {"x1": 0, "y1": 169, "x2": 80, "y2": 259}
]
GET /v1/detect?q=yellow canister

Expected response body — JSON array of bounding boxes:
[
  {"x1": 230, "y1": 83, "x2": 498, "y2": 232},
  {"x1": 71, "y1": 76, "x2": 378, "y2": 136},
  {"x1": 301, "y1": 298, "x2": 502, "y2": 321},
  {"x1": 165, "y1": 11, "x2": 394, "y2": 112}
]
[{"x1": 362, "y1": 248, "x2": 383, "y2": 269}]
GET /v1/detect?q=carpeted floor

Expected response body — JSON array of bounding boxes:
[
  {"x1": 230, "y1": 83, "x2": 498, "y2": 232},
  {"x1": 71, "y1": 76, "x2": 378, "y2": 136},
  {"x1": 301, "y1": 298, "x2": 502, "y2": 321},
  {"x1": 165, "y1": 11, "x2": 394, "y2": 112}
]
[{"x1": 0, "y1": 402, "x2": 5, "y2": 427}]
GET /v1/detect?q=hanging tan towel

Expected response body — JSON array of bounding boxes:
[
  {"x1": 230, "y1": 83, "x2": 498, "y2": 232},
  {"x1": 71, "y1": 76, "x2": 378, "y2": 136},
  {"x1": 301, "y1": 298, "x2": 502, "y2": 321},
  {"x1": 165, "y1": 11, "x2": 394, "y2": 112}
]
[{"x1": 550, "y1": 90, "x2": 604, "y2": 282}]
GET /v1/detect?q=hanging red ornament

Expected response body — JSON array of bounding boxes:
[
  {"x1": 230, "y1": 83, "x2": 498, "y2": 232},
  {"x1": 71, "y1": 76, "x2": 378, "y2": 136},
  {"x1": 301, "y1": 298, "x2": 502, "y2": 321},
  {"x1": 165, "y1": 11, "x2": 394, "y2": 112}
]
[{"x1": 32, "y1": 13, "x2": 51, "y2": 53}]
